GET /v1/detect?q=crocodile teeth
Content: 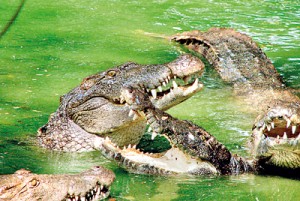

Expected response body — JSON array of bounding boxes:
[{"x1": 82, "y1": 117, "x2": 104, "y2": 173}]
[
  {"x1": 165, "y1": 78, "x2": 169, "y2": 84},
  {"x1": 271, "y1": 122, "x2": 275, "y2": 129},
  {"x1": 151, "y1": 132, "x2": 158, "y2": 140},
  {"x1": 267, "y1": 124, "x2": 271, "y2": 131},
  {"x1": 283, "y1": 132, "x2": 287, "y2": 140},
  {"x1": 292, "y1": 125, "x2": 297, "y2": 134},
  {"x1": 172, "y1": 80, "x2": 178, "y2": 88},
  {"x1": 193, "y1": 78, "x2": 199, "y2": 87},
  {"x1": 162, "y1": 81, "x2": 166, "y2": 86},
  {"x1": 286, "y1": 119, "x2": 291, "y2": 128},
  {"x1": 133, "y1": 113, "x2": 139, "y2": 120},
  {"x1": 151, "y1": 89, "x2": 157, "y2": 99},
  {"x1": 128, "y1": 109, "x2": 135, "y2": 117},
  {"x1": 158, "y1": 86, "x2": 163, "y2": 92}
]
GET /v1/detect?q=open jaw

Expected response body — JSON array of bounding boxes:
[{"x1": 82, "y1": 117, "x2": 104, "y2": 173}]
[
  {"x1": 64, "y1": 181, "x2": 111, "y2": 201},
  {"x1": 38, "y1": 54, "x2": 205, "y2": 151},
  {"x1": 56, "y1": 166, "x2": 115, "y2": 201},
  {"x1": 64, "y1": 184, "x2": 110, "y2": 201},
  {"x1": 140, "y1": 73, "x2": 203, "y2": 110},
  {"x1": 70, "y1": 70, "x2": 203, "y2": 145},
  {"x1": 70, "y1": 59, "x2": 204, "y2": 146},
  {"x1": 251, "y1": 106, "x2": 300, "y2": 169},
  {"x1": 100, "y1": 137, "x2": 218, "y2": 175},
  {"x1": 0, "y1": 166, "x2": 115, "y2": 201}
]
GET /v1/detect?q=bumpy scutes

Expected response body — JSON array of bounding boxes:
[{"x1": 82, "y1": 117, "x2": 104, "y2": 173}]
[
  {"x1": 0, "y1": 166, "x2": 115, "y2": 201},
  {"x1": 120, "y1": 87, "x2": 254, "y2": 175},
  {"x1": 172, "y1": 28, "x2": 283, "y2": 89},
  {"x1": 38, "y1": 54, "x2": 204, "y2": 151},
  {"x1": 172, "y1": 28, "x2": 300, "y2": 172}
]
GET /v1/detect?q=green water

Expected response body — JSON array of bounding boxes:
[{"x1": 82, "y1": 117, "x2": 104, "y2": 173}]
[{"x1": 0, "y1": 0, "x2": 299, "y2": 200}]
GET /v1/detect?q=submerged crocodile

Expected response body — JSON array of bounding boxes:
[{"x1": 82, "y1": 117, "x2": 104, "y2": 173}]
[
  {"x1": 171, "y1": 28, "x2": 300, "y2": 172},
  {"x1": 0, "y1": 166, "x2": 115, "y2": 201},
  {"x1": 38, "y1": 54, "x2": 204, "y2": 151}
]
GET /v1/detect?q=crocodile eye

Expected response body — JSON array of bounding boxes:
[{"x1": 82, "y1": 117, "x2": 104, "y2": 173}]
[
  {"x1": 30, "y1": 179, "x2": 39, "y2": 187},
  {"x1": 107, "y1": 70, "x2": 117, "y2": 77}
]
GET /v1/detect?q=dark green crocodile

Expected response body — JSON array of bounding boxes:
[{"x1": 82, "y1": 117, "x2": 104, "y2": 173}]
[
  {"x1": 0, "y1": 166, "x2": 115, "y2": 201},
  {"x1": 171, "y1": 28, "x2": 300, "y2": 173}
]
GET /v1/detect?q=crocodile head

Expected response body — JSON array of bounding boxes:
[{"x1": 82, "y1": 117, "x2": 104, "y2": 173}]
[
  {"x1": 0, "y1": 166, "x2": 115, "y2": 201},
  {"x1": 38, "y1": 54, "x2": 204, "y2": 151},
  {"x1": 251, "y1": 101, "x2": 300, "y2": 171}
]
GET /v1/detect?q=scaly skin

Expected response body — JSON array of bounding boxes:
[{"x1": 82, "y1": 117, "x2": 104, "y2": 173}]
[
  {"x1": 120, "y1": 87, "x2": 254, "y2": 175},
  {"x1": 100, "y1": 137, "x2": 218, "y2": 175},
  {"x1": 172, "y1": 28, "x2": 300, "y2": 171},
  {"x1": 144, "y1": 109, "x2": 253, "y2": 175},
  {"x1": 38, "y1": 54, "x2": 204, "y2": 151},
  {"x1": 0, "y1": 166, "x2": 115, "y2": 201}
]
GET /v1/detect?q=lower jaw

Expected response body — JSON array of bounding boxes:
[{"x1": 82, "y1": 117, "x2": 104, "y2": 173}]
[
  {"x1": 257, "y1": 146, "x2": 300, "y2": 169},
  {"x1": 257, "y1": 159, "x2": 300, "y2": 178}
]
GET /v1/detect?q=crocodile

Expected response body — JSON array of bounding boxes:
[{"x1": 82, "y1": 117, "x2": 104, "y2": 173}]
[
  {"x1": 37, "y1": 54, "x2": 204, "y2": 151},
  {"x1": 171, "y1": 28, "x2": 300, "y2": 172},
  {"x1": 113, "y1": 86, "x2": 254, "y2": 175},
  {"x1": 0, "y1": 166, "x2": 115, "y2": 201}
]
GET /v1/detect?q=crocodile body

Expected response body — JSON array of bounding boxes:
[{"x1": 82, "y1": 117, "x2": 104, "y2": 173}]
[
  {"x1": 172, "y1": 28, "x2": 300, "y2": 171},
  {"x1": 0, "y1": 166, "x2": 115, "y2": 201}
]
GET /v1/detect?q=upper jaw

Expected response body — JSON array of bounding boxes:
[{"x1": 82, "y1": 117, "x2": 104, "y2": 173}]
[
  {"x1": 147, "y1": 75, "x2": 203, "y2": 110},
  {"x1": 117, "y1": 70, "x2": 204, "y2": 111},
  {"x1": 125, "y1": 56, "x2": 204, "y2": 110}
]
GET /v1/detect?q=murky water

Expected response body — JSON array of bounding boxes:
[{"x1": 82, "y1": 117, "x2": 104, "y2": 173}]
[{"x1": 0, "y1": 0, "x2": 299, "y2": 200}]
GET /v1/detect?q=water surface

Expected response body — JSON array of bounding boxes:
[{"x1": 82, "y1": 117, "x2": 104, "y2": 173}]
[{"x1": 0, "y1": 0, "x2": 299, "y2": 200}]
